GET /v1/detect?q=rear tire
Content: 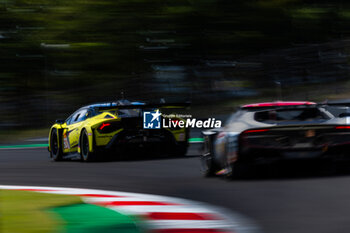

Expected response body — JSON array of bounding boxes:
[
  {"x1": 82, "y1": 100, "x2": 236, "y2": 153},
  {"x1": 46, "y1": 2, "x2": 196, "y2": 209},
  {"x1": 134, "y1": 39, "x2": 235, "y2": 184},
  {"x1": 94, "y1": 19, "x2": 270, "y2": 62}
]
[
  {"x1": 228, "y1": 162, "x2": 255, "y2": 179},
  {"x1": 80, "y1": 129, "x2": 96, "y2": 162},
  {"x1": 171, "y1": 142, "x2": 188, "y2": 157},
  {"x1": 50, "y1": 128, "x2": 63, "y2": 161}
]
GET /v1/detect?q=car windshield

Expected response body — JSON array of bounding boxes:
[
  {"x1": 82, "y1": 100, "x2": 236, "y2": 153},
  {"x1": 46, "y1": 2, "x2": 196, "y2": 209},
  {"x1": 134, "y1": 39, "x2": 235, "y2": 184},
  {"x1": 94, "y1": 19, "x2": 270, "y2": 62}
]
[
  {"x1": 254, "y1": 108, "x2": 330, "y2": 123},
  {"x1": 117, "y1": 109, "x2": 142, "y2": 117}
]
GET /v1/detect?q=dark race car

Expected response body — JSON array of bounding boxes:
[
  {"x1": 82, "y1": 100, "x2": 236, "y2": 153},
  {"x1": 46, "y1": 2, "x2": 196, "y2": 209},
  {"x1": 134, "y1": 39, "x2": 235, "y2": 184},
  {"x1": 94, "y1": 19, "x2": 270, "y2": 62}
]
[{"x1": 201, "y1": 101, "x2": 350, "y2": 178}]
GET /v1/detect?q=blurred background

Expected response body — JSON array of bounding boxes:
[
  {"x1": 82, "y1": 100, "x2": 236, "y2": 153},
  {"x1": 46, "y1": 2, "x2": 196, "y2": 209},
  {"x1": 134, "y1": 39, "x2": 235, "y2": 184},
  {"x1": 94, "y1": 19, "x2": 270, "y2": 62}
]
[{"x1": 2, "y1": 0, "x2": 350, "y2": 136}]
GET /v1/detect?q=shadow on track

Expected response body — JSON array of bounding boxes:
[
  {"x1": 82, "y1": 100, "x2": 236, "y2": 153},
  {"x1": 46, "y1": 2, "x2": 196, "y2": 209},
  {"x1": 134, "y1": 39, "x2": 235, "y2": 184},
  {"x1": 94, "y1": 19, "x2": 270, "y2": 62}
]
[
  {"x1": 103, "y1": 152, "x2": 195, "y2": 163},
  {"x1": 225, "y1": 160, "x2": 350, "y2": 181},
  {"x1": 56, "y1": 150, "x2": 197, "y2": 163},
  {"x1": 56, "y1": 143, "x2": 202, "y2": 163}
]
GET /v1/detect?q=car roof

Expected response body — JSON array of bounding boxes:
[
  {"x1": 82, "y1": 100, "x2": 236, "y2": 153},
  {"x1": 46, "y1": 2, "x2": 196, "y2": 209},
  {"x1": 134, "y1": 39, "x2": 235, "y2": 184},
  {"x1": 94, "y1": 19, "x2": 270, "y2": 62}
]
[
  {"x1": 84, "y1": 100, "x2": 146, "y2": 109},
  {"x1": 241, "y1": 101, "x2": 316, "y2": 109}
]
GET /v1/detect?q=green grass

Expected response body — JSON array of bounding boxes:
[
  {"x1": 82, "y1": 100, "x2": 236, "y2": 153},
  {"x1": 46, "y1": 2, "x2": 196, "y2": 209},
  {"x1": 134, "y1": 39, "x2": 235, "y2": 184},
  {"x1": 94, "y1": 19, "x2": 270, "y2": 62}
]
[
  {"x1": 52, "y1": 203, "x2": 142, "y2": 233},
  {"x1": 1, "y1": 190, "x2": 82, "y2": 233},
  {"x1": 0, "y1": 128, "x2": 49, "y2": 144}
]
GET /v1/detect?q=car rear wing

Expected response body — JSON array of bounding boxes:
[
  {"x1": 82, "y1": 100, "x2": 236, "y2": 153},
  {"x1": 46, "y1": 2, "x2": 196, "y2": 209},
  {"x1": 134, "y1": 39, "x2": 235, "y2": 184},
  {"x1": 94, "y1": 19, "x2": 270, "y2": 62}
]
[
  {"x1": 319, "y1": 101, "x2": 350, "y2": 107},
  {"x1": 96, "y1": 102, "x2": 191, "y2": 111},
  {"x1": 318, "y1": 102, "x2": 350, "y2": 117},
  {"x1": 241, "y1": 102, "x2": 316, "y2": 110},
  {"x1": 241, "y1": 101, "x2": 350, "y2": 111}
]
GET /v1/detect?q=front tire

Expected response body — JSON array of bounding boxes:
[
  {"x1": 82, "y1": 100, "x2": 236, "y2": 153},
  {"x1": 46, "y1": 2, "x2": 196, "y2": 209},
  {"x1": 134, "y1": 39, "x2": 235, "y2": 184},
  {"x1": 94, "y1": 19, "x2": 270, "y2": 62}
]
[
  {"x1": 227, "y1": 162, "x2": 255, "y2": 179},
  {"x1": 201, "y1": 135, "x2": 218, "y2": 177},
  {"x1": 79, "y1": 129, "x2": 95, "y2": 162},
  {"x1": 50, "y1": 128, "x2": 63, "y2": 161},
  {"x1": 201, "y1": 153, "x2": 217, "y2": 177}
]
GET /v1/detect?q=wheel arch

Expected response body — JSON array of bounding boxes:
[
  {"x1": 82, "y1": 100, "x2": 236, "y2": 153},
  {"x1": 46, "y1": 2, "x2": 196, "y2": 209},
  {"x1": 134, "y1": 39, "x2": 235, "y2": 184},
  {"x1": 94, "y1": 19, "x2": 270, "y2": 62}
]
[{"x1": 78, "y1": 126, "x2": 94, "y2": 154}]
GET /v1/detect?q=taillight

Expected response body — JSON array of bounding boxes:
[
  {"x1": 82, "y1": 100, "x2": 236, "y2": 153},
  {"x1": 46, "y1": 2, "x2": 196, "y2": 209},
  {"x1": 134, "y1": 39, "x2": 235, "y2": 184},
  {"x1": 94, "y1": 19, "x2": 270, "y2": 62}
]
[
  {"x1": 244, "y1": 129, "x2": 269, "y2": 133},
  {"x1": 99, "y1": 123, "x2": 110, "y2": 130},
  {"x1": 241, "y1": 128, "x2": 269, "y2": 146},
  {"x1": 97, "y1": 122, "x2": 121, "y2": 133},
  {"x1": 335, "y1": 126, "x2": 350, "y2": 129}
]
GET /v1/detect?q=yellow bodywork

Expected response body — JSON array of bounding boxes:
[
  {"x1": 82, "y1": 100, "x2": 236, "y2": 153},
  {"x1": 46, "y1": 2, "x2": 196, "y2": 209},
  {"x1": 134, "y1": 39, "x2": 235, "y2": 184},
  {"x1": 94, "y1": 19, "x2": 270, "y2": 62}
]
[{"x1": 48, "y1": 110, "x2": 187, "y2": 155}]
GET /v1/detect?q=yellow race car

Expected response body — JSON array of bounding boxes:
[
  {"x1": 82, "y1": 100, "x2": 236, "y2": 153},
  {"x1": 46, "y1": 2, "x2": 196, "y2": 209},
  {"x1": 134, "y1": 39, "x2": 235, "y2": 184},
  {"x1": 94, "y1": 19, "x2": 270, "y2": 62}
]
[{"x1": 48, "y1": 99, "x2": 190, "y2": 161}]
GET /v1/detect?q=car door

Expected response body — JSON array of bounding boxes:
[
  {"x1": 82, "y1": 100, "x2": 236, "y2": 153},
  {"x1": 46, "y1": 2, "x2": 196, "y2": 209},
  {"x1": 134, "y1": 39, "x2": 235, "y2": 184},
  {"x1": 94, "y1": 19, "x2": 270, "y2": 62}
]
[{"x1": 66, "y1": 109, "x2": 88, "y2": 152}]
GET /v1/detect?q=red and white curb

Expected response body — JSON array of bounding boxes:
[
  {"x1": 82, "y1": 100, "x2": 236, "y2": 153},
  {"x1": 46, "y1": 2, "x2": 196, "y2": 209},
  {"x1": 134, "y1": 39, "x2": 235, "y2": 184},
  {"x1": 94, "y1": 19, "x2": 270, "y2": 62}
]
[{"x1": 0, "y1": 185, "x2": 260, "y2": 233}]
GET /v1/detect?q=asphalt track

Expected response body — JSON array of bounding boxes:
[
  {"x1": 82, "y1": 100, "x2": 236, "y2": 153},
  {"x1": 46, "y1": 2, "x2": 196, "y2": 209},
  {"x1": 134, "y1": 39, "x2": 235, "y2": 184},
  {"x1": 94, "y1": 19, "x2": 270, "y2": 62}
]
[{"x1": 2, "y1": 146, "x2": 350, "y2": 233}]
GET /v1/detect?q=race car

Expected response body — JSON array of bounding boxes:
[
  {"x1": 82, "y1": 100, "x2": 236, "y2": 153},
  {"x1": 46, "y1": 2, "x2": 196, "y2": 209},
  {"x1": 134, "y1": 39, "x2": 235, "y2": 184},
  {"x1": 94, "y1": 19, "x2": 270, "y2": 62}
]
[
  {"x1": 201, "y1": 101, "x2": 350, "y2": 178},
  {"x1": 48, "y1": 99, "x2": 190, "y2": 161}
]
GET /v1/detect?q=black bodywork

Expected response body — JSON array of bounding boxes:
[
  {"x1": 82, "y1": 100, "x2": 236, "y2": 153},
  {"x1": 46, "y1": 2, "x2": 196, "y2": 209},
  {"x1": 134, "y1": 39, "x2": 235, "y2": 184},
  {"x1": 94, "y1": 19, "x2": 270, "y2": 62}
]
[{"x1": 202, "y1": 102, "x2": 350, "y2": 176}]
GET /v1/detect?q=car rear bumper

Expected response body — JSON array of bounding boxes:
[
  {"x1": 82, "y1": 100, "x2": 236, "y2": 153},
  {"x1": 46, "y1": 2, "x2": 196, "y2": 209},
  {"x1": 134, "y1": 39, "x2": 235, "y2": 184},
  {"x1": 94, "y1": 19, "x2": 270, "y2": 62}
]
[{"x1": 99, "y1": 129, "x2": 186, "y2": 154}]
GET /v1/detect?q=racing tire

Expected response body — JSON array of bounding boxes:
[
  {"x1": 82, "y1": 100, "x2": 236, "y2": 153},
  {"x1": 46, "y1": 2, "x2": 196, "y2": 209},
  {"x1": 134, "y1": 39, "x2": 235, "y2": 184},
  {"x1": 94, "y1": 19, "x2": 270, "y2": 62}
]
[
  {"x1": 50, "y1": 128, "x2": 63, "y2": 161},
  {"x1": 171, "y1": 142, "x2": 188, "y2": 157},
  {"x1": 79, "y1": 129, "x2": 96, "y2": 162},
  {"x1": 228, "y1": 162, "x2": 255, "y2": 179}
]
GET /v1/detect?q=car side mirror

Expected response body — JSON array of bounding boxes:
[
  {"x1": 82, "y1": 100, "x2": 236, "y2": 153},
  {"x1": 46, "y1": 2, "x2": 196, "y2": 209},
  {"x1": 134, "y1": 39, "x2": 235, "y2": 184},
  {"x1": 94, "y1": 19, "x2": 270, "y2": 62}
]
[{"x1": 55, "y1": 119, "x2": 65, "y2": 124}]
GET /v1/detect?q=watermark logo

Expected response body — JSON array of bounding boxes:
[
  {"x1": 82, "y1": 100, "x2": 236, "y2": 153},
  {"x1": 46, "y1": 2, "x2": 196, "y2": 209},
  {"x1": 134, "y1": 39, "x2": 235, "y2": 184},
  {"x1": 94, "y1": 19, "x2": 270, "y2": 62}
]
[
  {"x1": 143, "y1": 109, "x2": 161, "y2": 129},
  {"x1": 143, "y1": 110, "x2": 222, "y2": 129}
]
